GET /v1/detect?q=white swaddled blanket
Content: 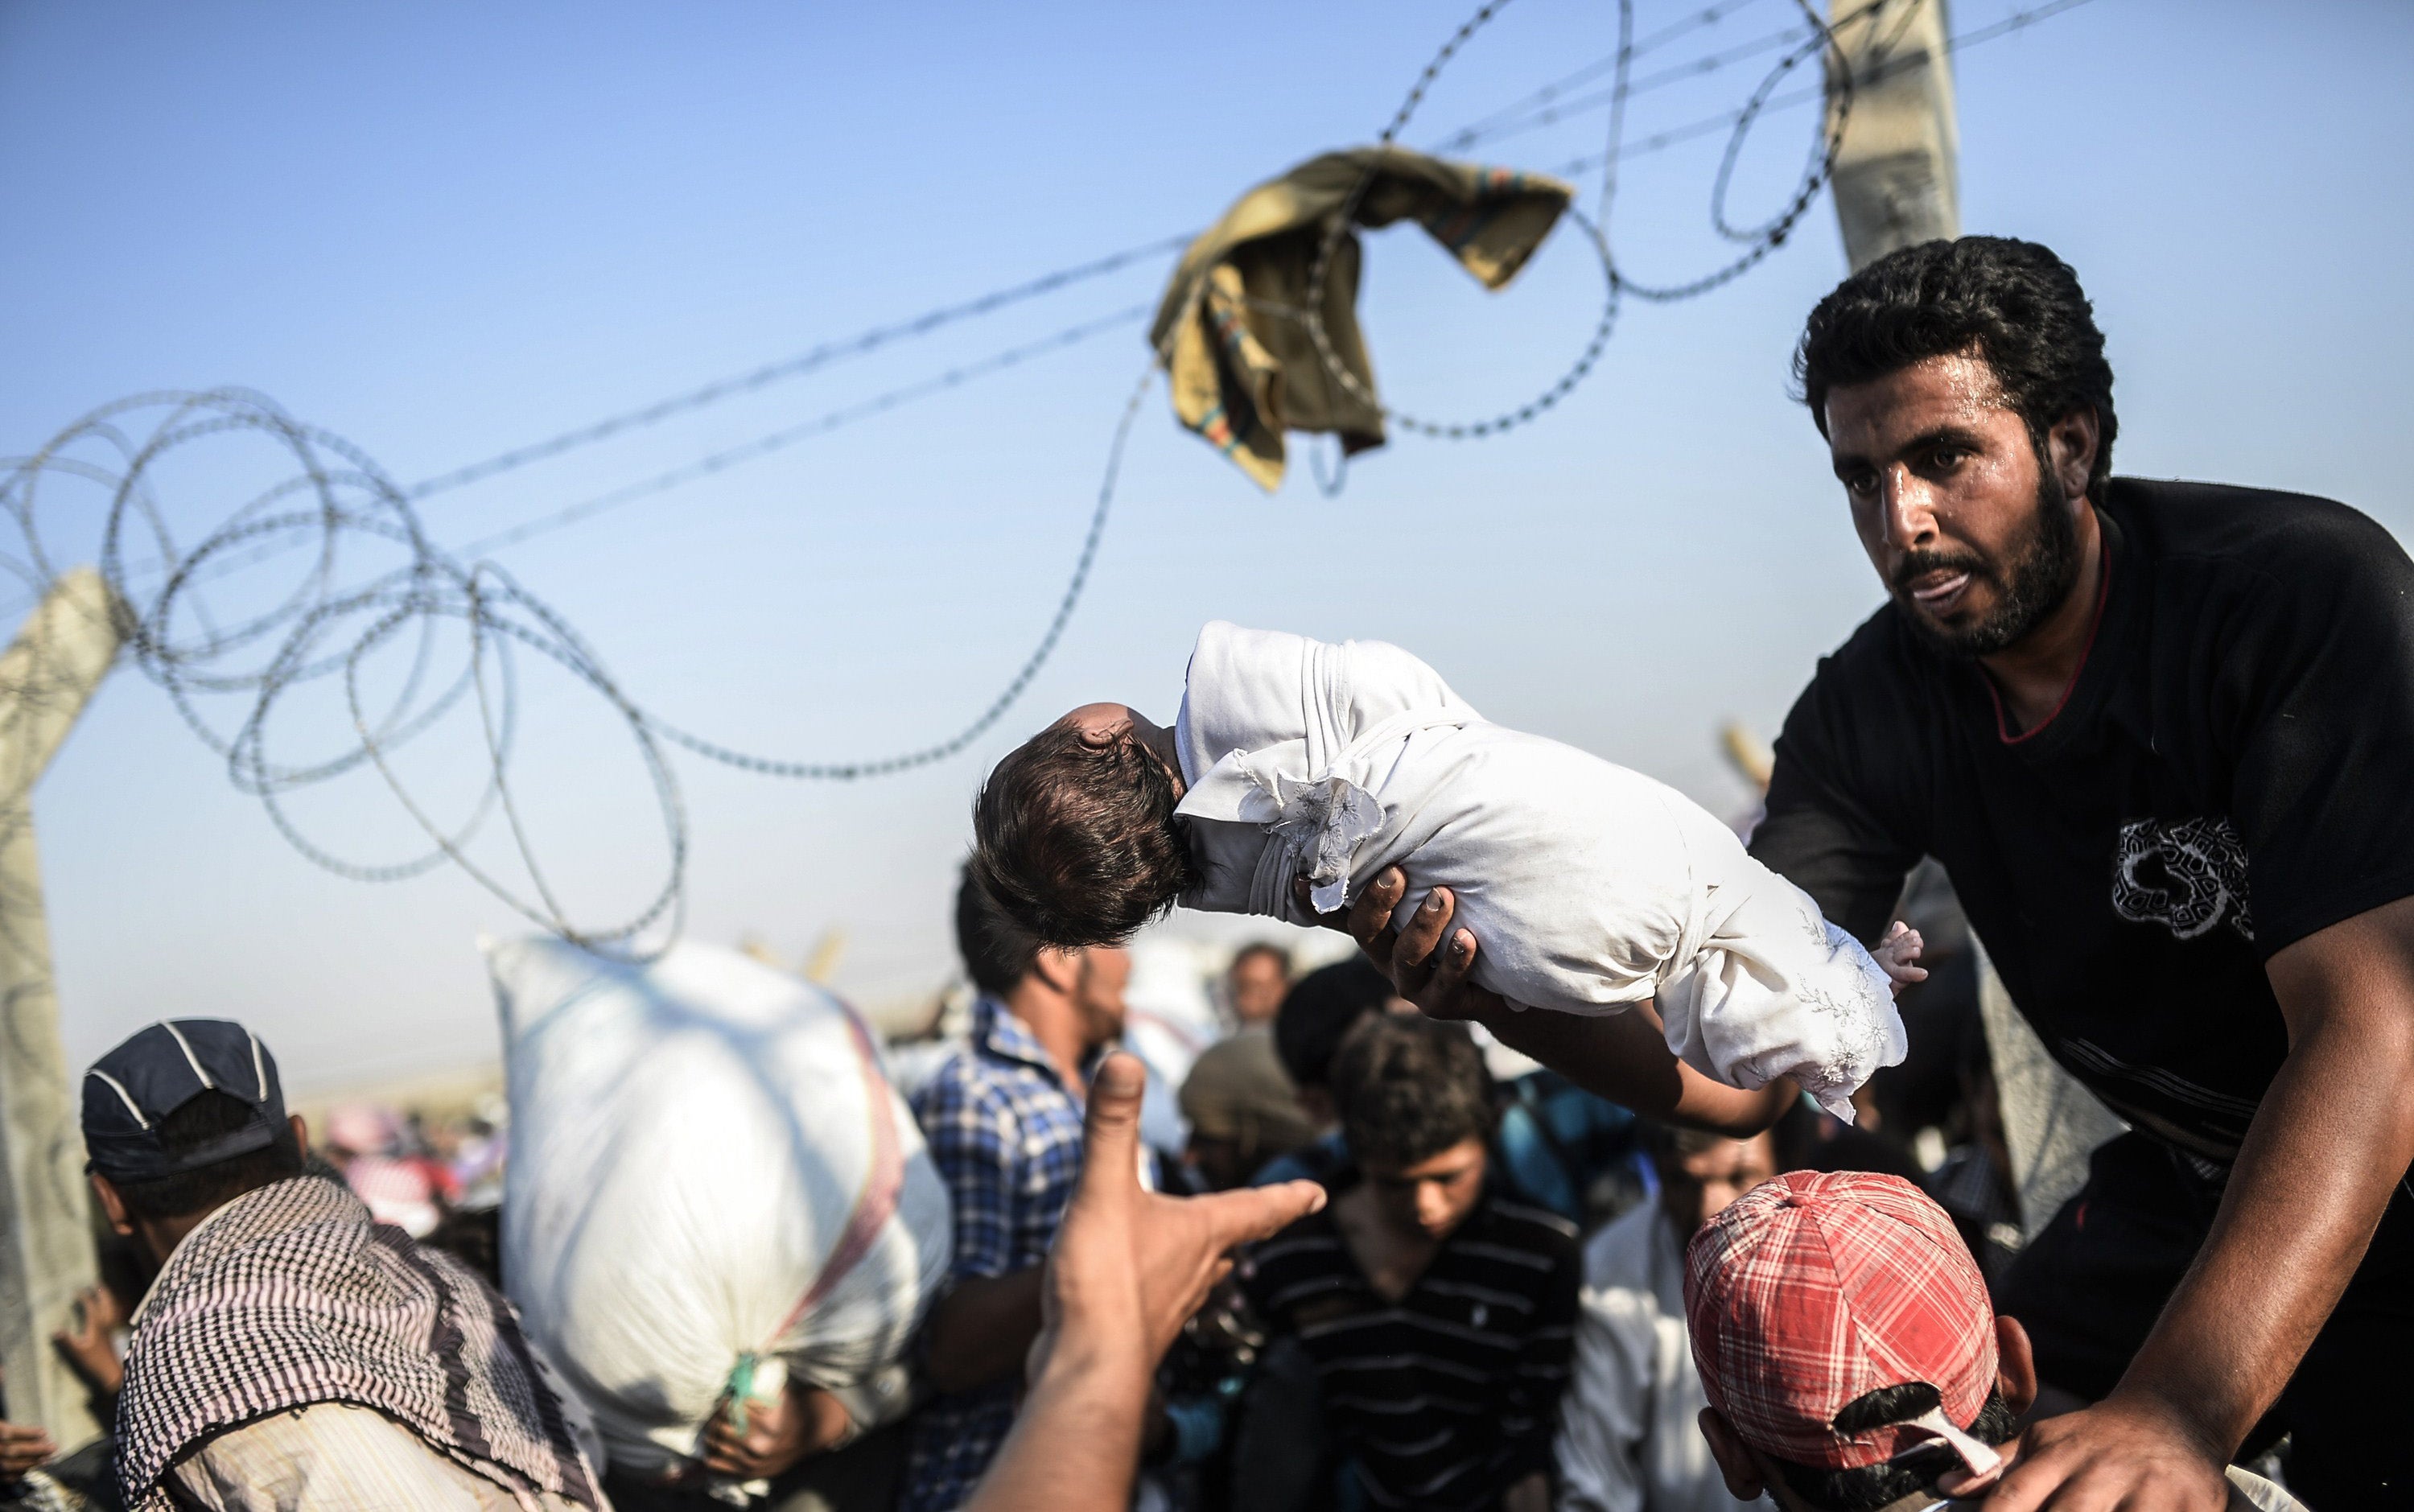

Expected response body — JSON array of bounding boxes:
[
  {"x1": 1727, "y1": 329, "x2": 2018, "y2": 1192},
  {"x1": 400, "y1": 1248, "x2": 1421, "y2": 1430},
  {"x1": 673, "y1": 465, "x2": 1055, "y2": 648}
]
[{"x1": 1172, "y1": 623, "x2": 1905, "y2": 1117}]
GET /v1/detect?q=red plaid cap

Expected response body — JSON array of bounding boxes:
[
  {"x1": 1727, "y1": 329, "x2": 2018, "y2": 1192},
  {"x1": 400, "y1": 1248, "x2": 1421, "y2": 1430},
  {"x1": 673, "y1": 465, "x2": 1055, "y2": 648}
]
[{"x1": 1682, "y1": 1170, "x2": 1998, "y2": 1470}]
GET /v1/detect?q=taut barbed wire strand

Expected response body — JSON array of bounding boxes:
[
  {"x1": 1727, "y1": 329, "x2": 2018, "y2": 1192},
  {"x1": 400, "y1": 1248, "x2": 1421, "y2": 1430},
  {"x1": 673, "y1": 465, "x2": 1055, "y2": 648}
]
[
  {"x1": 406, "y1": 236, "x2": 1192, "y2": 504},
  {"x1": 1430, "y1": 0, "x2": 1778, "y2": 150},
  {"x1": 1546, "y1": 0, "x2": 2099, "y2": 182}
]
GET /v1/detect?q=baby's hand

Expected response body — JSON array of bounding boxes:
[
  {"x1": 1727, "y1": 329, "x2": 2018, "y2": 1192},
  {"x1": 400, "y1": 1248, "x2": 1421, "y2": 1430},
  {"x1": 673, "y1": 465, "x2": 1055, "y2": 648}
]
[{"x1": 1874, "y1": 920, "x2": 1927, "y2": 997}]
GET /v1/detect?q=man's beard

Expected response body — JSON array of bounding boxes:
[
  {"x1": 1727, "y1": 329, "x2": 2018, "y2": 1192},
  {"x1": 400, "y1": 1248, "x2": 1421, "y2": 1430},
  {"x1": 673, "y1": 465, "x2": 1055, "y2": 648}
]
[{"x1": 1891, "y1": 470, "x2": 2082, "y2": 657}]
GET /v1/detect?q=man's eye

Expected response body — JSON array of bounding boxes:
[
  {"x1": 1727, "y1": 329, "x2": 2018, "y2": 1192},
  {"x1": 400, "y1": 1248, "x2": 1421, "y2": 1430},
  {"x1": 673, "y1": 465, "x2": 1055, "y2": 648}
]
[{"x1": 1932, "y1": 447, "x2": 1967, "y2": 468}]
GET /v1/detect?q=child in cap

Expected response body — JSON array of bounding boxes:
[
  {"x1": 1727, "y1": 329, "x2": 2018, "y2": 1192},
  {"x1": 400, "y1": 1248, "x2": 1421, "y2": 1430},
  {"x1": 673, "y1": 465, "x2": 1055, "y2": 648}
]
[
  {"x1": 1681, "y1": 1169, "x2": 2299, "y2": 1511},
  {"x1": 973, "y1": 621, "x2": 1920, "y2": 1118}
]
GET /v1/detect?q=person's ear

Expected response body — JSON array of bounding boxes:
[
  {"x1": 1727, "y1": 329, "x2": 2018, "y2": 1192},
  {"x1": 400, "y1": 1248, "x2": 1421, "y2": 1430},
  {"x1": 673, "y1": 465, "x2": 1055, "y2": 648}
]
[
  {"x1": 2048, "y1": 406, "x2": 2099, "y2": 503},
  {"x1": 1697, "y1": 1407, "x2": 1769, "y2": 1502},
  {"x1": 289, "y1": 1113, "x2": 309, "y2": 1156},
  {"x1": 1993, "y1": 1313, "x2": 2037, "y2": 1418},
  {"x1": 1030, "y1": 947, "x2": 1080, "y2": 998},
  {"x1": 89, "y1": 1172, "x2": 133, "y2": 1237}
]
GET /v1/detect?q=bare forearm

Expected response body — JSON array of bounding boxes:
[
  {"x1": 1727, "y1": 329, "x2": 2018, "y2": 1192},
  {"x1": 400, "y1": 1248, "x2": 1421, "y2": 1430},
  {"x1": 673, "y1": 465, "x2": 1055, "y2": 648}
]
[
  {"x1": 1473, "y1": 999, "x2": 1795, "y2": 1137},
  {"x1": 2115, "y1": 1010, "x2": 2414, "y2": 1453},
  {"x1": 966, "y1": 1338, "x2": 1152, "y2": 1512},
  {"x1": 925, "y1": 1268, "x2": 1047, "y2": 1395}
]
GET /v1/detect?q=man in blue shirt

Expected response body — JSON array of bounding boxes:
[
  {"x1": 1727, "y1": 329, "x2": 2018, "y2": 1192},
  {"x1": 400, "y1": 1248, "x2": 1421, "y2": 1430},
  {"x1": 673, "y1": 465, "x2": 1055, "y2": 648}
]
[{"x1": 899, "y1": 868, "x2": 1132, "y2": 1512}]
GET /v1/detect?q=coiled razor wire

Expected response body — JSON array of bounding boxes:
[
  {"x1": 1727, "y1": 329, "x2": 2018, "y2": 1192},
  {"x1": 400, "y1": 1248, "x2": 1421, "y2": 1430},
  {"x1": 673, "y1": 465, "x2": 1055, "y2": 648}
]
[
  {"x1": 1279, "y1": 0, "x2": 1865, "y2": 440},
  {"x1": 0, "y1": 0, "x2": 2049, "y2": 951}
]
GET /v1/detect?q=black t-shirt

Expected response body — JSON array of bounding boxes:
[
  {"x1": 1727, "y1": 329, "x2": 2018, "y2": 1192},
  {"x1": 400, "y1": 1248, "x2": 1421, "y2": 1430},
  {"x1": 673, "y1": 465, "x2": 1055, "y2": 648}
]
[{"x1": 1751, "y1": 478, "x2": 2414, "y2": 1160}]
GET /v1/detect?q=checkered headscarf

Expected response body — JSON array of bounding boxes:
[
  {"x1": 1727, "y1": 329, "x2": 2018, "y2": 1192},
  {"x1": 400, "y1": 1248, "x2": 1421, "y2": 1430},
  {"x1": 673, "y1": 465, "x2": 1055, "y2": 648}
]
[
  {"x1": 1682, "y1": 1170, "x2": 1997, "y2": 1471},
  {"x1": 117, "y1": 1175, "x2": 600, "y2": 1510}
]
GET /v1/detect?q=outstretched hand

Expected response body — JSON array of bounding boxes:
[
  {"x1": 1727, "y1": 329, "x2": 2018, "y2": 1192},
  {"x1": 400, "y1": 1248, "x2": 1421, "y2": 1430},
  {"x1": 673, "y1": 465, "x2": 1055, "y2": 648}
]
[
  {"x1": 1295, "y1": 870, "x2": 1507, "y2": 1023},
  {"x1": 970, "y1": 1053, "x2": 1324, "y2": 1512},
  {"x1": 1034, "y1": 1052, "x2": 1327, "y2": 1377}
]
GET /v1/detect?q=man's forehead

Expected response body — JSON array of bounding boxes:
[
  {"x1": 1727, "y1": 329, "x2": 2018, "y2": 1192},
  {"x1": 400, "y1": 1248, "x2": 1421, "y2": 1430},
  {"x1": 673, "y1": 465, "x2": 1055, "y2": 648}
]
[
  {"x1": 1375, "y1": 1140, "x2": 1485, "y2": 1180},
  {"x1": 1823, "y1": 352, "x2": 2012, "y2": 451}
]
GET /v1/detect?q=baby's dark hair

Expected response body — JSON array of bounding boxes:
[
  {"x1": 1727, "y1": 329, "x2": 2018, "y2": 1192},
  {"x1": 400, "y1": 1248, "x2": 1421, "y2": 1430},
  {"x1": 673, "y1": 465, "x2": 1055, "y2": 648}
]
[{"x1": 971, "y1": 721, "x2": 1200, "y2": 948}]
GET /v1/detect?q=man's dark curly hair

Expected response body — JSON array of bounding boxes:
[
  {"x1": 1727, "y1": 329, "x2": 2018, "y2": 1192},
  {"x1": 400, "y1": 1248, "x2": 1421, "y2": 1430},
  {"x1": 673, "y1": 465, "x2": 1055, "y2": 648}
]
[
  {"x1": 1332, "y1": 1014, "x2": 1495, "y2": 1169},
  {"x1": 1795, "y1": 237, "x2": 2117, "y2": 503},
  {"x1": 971, "y1": 721, "x2": 1199, "y2": 948},
  {"x1": 1771, "y1": 1382, "x2": 2021, "y2": 1512}
]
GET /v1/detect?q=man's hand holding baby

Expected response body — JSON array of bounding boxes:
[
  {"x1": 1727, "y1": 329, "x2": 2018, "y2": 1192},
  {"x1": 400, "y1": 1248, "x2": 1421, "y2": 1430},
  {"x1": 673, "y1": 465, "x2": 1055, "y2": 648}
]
[
  {"x1": 1302, "y1": 867, "x2": 1805, "y2": 1139},
  {"x1": 1296, "y1": 869, "x2": 1503, "y2": 1024}
]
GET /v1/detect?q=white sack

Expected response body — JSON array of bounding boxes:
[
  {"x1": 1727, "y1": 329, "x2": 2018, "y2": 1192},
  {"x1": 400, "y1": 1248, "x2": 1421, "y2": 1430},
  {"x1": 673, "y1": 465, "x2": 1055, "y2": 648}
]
[
  {"x1": 1173, "y1": 623, "x2": 1905, "y2": 1116},
  {"x1": 489, "y1": 936, "x2": 950, "y2": 1477}
]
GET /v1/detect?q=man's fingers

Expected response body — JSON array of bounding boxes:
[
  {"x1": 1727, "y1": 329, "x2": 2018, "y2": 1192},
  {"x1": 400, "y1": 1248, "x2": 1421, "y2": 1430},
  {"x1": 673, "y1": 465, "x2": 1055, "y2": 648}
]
[
  {"x1": 1197, "y1": 1178, "x2": 1328, "y2": 1253},
  {"x1": 1433, "y1": 927, "x2": 1479, "y2": 994},
  {"x1": 1979, "y1": 1432, "x2": 2088, "y2": 1512},
  {"x1": 1390, "y1": 886, "x2": 1453, "y2": 990},
  {"x1": 1073, "y1": 1052, "x2": 1147, "y2": 1212},
  {"x1": 1345, "y1": 869, "x2": 1410, "y2": 957}
]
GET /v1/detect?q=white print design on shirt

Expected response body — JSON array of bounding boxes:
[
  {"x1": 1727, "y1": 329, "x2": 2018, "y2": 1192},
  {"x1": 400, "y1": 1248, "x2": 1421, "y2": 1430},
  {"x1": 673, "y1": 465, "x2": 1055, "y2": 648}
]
[{"x1": 2111, "y1": 817, "x2": 2254, "y2": 942}]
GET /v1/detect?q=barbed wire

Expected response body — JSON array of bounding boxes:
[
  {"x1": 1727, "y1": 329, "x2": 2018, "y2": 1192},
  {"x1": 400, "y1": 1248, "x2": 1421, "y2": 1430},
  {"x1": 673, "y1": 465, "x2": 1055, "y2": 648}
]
[
  {"x1": 1436, "y1": 8, "x2": 1815, "y2": 153},
  {"x1": 0, "y1": 0, "x2": 2101, "y2": 950},
  {"x1": 1550, "y1": 0, "x2": 2099, "y2": 182},
  {"x1": 1277, "y1": 0, "x2": 1859, "y2": 439},
  {"x1": 456, "y1": 303, "x2": 1151, "y2": 558},
  {"x1": 405, "y1": 236, "x2": 1190, "y2": 504},
  {"x1": 1430, "y1": 0, "x2": 1776, "y2": 150}
]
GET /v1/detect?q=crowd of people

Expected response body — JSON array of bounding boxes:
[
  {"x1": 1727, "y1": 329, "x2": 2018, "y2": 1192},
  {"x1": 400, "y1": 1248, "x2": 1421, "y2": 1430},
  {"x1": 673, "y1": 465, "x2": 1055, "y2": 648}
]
[{"x1": 6, "y1": 233, "x2": 2409, "y2": 1511}]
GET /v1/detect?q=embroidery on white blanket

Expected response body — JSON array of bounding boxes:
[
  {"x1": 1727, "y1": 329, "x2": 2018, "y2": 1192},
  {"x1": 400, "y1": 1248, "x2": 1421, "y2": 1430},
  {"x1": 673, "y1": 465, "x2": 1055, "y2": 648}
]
[
  {"x1": 1258, "y1": 772, "x2": 1386, "y2": 913},
  {"x1": 1791, "y1": 925, "x2": 1895, "y2": 1110}
]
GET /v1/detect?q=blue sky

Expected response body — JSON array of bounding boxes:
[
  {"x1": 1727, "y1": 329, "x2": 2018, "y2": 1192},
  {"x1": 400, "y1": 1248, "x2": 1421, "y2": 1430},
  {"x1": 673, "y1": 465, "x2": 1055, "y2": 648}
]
[{"x1": 3, "y1": 0, "x2": 2408, "y2": 1088}]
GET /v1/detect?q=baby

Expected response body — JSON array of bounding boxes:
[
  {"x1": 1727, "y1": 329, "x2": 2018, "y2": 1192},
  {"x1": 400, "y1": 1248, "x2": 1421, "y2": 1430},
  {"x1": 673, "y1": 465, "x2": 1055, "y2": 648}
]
[{"x1": 973, "y1": 622, "x2": 1919, "y2": 1117}]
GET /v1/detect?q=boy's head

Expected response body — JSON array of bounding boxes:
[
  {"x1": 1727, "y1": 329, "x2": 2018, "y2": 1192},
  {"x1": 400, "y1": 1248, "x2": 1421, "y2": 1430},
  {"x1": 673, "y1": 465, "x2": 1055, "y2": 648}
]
[
  {"x1": 1683, "y1": 1171, "x2": 2037, "y2": 1512},
  {"x1": 1180, "y1": 1030, "x2": 1317, "y2": 1190},
  {"x1": 972, "y1": 704, "x2": 1197, "y2": 949},
  {"x1": 1226, "y1": 941, "x2": 1292, "y2": 1025},
  {"x1": 1333, "y1": 1015, "x2": 1495, "y2": 1240},
  {"x1": 83, "y1": 1020, "x2": 307, "y2": 1265},
  {"x1": 1644, "y1": 1121, "x2": 1779, "y2": 1236}
]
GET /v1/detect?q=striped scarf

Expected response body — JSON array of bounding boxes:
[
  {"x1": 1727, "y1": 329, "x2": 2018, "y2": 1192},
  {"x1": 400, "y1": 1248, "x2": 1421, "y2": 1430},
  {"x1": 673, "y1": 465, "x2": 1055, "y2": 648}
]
[{"x1": 116, "y1": 1175, "x2": 599, "y2": 1510}]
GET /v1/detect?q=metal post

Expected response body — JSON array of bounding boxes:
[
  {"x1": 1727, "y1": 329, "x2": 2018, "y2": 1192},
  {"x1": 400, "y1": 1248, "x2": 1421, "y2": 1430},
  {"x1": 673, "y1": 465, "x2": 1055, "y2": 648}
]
[
  {"x1": 0, "y1": 568, "x2": 125, "y2": 1448},
  {"x1": 1827, "y1": 0, "x2": 1961, "y2": 271}
]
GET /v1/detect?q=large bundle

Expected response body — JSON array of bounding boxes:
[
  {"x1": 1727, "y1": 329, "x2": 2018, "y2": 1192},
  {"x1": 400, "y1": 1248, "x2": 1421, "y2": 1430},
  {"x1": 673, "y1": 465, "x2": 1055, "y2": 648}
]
[{"x1": 490, "y1": 936, "x2": 950, "y2": 1477}]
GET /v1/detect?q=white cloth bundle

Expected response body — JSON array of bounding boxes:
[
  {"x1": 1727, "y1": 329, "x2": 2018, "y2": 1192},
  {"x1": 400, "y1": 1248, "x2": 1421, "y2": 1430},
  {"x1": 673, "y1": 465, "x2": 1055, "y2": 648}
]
[
  {"x1": 1172, "y1": 623, "x2": 1905, "y2": 1116},
  {"x1": 490, "y1": 936, "x2": 950, "y2": 1477}
]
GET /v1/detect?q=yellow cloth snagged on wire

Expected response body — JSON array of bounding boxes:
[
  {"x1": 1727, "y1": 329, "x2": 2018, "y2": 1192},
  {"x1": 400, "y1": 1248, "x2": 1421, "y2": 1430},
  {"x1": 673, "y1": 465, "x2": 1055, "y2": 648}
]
[{"x1": 1149, "y1": 146, "x2": 1574, "y2": 491}]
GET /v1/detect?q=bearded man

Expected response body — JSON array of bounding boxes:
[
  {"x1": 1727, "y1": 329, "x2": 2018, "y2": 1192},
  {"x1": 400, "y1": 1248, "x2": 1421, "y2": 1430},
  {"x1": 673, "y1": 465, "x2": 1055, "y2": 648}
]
[
  {"x1": 1329, "y1": 237, "x2": 2414, "y2": 1510},
  {"x1": 1734, "y1": 237, "x2": 2414, "y2": 1510}
]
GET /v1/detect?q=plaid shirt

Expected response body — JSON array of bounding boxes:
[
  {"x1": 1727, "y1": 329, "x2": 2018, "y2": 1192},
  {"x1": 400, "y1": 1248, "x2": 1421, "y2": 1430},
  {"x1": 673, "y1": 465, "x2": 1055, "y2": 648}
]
[{"x1": 899, "y1": 997, "x2": 1088, "y2": 1512}]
